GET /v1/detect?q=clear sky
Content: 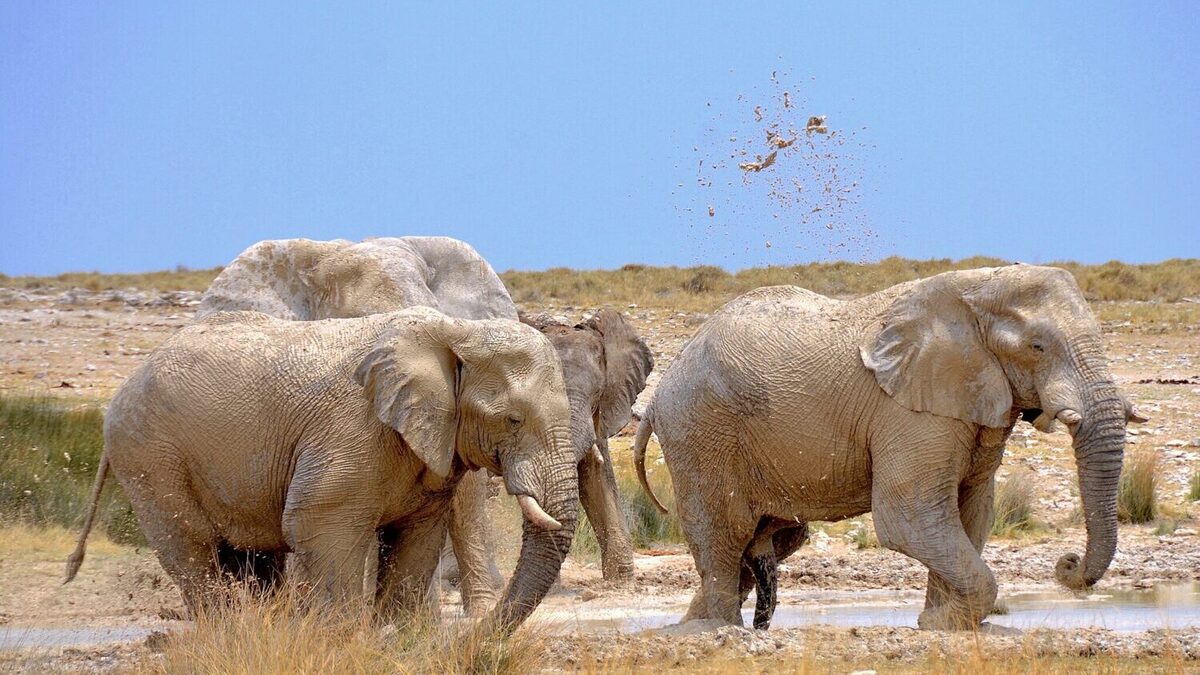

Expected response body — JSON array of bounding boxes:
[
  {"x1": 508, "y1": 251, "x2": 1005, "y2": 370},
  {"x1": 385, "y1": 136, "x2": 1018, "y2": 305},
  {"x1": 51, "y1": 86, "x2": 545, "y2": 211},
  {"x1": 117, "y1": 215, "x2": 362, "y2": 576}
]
[{"x1": 2, "y1": 3, "x2": 1197, "y2": 276}]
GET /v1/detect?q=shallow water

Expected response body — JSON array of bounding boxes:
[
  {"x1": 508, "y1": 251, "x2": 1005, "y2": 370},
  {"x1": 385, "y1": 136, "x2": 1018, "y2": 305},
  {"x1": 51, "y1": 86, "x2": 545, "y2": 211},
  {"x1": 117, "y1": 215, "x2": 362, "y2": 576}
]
[
  {"x1": 0, "y1": 625, "x2": 160, "y2": 651},
  {"x1": 579, "y1": 583, "x2": 1200, "y2": 633}
]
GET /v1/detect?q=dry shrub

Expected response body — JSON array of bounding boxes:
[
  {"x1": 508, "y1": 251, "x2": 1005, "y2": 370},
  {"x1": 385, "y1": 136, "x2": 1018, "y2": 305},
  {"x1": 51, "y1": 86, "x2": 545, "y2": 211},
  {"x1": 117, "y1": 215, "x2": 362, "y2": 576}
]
[
  {"x1": 992, "y1": 470, "x2": 1041, "y2": 537},
  {"x1": 142, "y1": 587, "x2": 544, "y2": 675},
  {"x1": 1189, "y1": 471, "x2": 1200, "y2": 502},
  {"x1": 1117, "y1": 450, "x2": 1158, "y2": 524}
]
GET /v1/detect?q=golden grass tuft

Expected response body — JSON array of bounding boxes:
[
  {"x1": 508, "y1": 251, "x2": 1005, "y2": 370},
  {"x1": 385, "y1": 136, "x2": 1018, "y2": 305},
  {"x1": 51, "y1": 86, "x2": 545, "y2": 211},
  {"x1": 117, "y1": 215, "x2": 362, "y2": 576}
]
[
  {"x1": 991, "y1": 470, "x2": 1042, "y2": 537},
  {"x1": 1117, "y1": 450, "x2": 1158, "y2": 524},
  {"x1": 140, "y1": 587, "x2": 544, "y2": 675},
  {"x1": 0, "y1": 522, "x2": 125, "y2": 561}
]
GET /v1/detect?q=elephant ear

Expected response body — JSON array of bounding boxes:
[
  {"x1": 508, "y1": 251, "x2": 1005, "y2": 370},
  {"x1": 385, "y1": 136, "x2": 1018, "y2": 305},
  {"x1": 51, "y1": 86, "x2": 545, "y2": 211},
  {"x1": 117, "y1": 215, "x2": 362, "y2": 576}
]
[
  {"x1": 354, "y1": 311, "x2": 462, "y2": 478},
  {"x1": 860, "y1": 272, "x2": 1012, "y2": 428},
  {"x1": 583, "y1": 309, "x2": 654, "y2": 438}
]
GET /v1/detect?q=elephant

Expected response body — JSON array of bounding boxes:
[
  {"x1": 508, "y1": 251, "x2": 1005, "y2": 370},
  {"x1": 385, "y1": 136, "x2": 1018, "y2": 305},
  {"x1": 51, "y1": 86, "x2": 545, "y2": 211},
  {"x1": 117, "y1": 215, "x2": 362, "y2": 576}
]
[
  {"x1": 66, "y1": 306, "x2": 578, "y2": 631},
  {"x1": 633, "y1": 265, "x2": 1148, "y2": 631},
  {"x1": 519, "y1": 311, "x2": 654, "y2": 581},
  {"x1": 196, "y1": 236, "x2": 653, "y2": 605}
]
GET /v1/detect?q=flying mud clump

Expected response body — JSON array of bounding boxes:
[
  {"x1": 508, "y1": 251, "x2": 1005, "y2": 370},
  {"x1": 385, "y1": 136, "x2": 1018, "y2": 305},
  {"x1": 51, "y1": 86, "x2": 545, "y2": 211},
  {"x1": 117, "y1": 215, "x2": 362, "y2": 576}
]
[{"x1": 677, "y1": 71, "x2": 877, "y2": 266}]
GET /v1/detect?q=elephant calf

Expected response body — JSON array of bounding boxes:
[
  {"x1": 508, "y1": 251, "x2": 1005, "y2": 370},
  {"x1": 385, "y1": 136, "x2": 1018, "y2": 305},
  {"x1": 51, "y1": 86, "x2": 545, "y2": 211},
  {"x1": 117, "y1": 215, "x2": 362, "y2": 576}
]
[
  {"x1": 67, "y1": 306, "x2": 578, "y2": 631},
  {"x1": 635, "y1": 265, "x2": 1147, "y2": 630}
]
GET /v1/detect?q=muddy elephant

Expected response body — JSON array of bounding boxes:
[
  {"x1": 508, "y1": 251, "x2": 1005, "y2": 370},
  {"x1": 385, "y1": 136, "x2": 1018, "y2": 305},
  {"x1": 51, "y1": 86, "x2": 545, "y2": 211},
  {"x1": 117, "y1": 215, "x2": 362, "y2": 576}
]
[
  {"x1": 67, "y1": 307, "x2": 577, "y2": 631},
  {"x1": 196, "y1": 236, "x2": 653, "y2": 607},
  {"x1": 634, "y1": 265, "x2": 1147, "y2": 630}
]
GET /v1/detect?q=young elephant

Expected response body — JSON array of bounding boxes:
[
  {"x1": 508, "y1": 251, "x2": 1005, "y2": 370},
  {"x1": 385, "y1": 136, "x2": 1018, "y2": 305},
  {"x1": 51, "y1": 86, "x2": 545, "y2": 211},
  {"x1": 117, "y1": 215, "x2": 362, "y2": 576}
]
[
  {"x1": 520, "y1": 310, "x2": 654, "y2": 582},
  {"x1": 66, "y1": 307, "x2": 578, "y2": 631},
  {"x1": 635, "y1": 266, "x2": 1148, "y2": 630}
]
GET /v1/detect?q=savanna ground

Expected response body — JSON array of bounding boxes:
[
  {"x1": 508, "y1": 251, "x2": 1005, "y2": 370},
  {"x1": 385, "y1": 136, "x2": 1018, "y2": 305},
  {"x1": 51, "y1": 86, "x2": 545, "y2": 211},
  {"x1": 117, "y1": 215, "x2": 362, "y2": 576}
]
[{"x1": 1, "y1": 258, "x2": 1199, "y2": 672}]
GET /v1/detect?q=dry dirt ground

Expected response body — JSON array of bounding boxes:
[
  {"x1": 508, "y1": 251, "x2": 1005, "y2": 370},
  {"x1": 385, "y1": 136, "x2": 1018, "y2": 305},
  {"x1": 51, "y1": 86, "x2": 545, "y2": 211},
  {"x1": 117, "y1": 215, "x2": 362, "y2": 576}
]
[{"x1": 1, "y1": 288, "x2": 1198, "y2": 671}]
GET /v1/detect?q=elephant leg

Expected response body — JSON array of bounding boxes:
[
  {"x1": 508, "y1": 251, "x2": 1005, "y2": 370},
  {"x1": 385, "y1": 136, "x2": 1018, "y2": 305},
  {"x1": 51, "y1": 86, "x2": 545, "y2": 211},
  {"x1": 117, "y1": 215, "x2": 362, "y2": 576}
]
[
  {"x1": 739, "y1": 521, "x2": 809, "y2": 629},
  {"x1": 578, "y1": 439, "x2": 635, "y2": 584},
  {"x1": 283, "y1": 504, "x2": 375, "y2": 614},
  {"x1": 687, "y1": 500, "x2": 756, "y2": 625},
  {"x1": 446, "y1": 469, "x2": 504, "y2": 616},
  {"x1": 377, "y1": 513, "x2": 451, "y2": 622},
  {"x1": 926, "y1": 476, "x2": 996, "y2": 613},
  {"x1": 216, "y1": 544, "x2": 287, "y2": 596},
  {"x1": 122, "y1": 476, "x2": 222, "y2": 614},
  {"x1": 873, "y1": 446, "x2": 996, "y2": 630}
]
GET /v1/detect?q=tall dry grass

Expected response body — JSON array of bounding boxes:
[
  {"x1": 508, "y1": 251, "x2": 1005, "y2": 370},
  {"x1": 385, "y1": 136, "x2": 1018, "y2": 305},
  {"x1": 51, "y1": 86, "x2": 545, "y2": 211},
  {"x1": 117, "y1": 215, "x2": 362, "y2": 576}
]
[
  {"x1": 139, "y1": 586, "x2": 545, "y2": 675},
  {"x1": 1117, "y1": 450, "x2": 1159, "y2": 524},
  {"x1": 991, "y1": 470, "x2": 1042, "y2": 537}
]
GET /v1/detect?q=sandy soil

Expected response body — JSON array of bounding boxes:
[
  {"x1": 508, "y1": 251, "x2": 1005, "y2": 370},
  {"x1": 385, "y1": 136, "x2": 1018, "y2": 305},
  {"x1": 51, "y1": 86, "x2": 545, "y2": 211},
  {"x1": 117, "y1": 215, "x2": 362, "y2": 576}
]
[{"x1": 1, "y1": 287, "x2": 1198, "y2": 670}]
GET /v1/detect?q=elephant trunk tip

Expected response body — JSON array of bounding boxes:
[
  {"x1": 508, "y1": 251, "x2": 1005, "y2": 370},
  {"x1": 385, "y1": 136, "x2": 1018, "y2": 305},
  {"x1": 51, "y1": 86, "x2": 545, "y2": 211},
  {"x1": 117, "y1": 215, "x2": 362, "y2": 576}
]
[{"x1": 1054, "y1": 552, "x2": 1091, "y2": 592}]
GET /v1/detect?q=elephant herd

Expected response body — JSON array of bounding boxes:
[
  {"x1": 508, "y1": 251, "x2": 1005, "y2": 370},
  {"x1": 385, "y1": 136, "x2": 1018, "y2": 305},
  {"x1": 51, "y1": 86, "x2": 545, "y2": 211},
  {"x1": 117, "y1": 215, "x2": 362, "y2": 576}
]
[{"x1": 65, "y1": 236, "x2": 1145, "y2": 634}]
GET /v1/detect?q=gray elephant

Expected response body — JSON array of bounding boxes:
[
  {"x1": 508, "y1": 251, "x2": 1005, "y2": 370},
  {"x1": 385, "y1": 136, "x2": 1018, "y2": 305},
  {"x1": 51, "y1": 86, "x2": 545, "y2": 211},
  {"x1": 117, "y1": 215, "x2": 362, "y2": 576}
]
[
  {"x1": 67, "y1": 306, "x2": 576, "y2": 631},
  {"x1": 197, "y1": 237, "x2": 653, "y2": 604},
  {"x1": 634, "y1": 265, "x2": 1147, "y2": 630}
]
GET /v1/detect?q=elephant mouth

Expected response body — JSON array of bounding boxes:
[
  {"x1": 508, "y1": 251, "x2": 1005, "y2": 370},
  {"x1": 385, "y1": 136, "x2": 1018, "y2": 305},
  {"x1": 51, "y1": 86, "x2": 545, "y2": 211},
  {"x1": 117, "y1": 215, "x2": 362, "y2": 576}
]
[{"x1": 515, "y1": 494, "x2": 563, "y2": 531}]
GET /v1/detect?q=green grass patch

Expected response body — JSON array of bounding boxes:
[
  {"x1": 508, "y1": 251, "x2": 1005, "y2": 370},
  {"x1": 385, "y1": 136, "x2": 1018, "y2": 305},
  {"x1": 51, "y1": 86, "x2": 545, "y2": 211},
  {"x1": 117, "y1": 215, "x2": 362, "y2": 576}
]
[{"x1": 0, "y1": 395, "x2": 141, "y2": 543}]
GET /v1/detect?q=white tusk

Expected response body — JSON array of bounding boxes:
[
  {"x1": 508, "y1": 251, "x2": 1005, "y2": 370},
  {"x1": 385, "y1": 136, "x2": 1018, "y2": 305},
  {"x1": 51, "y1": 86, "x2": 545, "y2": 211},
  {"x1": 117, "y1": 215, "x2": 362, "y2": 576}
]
[
  {"x1": 1056, "y1": 409, "x2": 1082, "y2": 426},
  {"x1": 591, "y1": 445, "x2": 605, "y2": 465},
  {"x1": 517, "y1": 494, "x2": 562, "y2": 531},
  {"x1": 1127, "y1": 405, "x2": 1150, "y2": 424},
  {"x1": 1031, "y1": 412, "x2": 1059, "y2": 433}
]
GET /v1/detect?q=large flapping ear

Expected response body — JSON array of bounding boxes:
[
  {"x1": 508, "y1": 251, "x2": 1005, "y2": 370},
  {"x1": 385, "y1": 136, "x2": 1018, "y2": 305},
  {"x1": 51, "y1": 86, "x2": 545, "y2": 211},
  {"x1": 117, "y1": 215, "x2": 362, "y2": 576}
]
[
  {"x1": 860, "y1": 272, "x2": 1012, "y2": 428},
  {"x1": 583, "y1": 309, "x2": 654, "y2": 438},
  {"x1": 354, "y1": 310, "x2": 463, "y2": 477}
]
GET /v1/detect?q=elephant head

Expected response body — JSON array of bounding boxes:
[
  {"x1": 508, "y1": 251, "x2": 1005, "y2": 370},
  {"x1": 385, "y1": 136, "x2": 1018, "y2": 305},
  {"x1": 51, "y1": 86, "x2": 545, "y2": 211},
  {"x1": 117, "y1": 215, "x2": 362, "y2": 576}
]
[
  {"x1": 861, "y1": 265, "x2": 1145, "y2": 591},
  {"x1": 354, "y1": 307, "x2": 577, "y2": 629},
  {"x1": 519, "y1": 309, "x2": 654, "y2": 464}
]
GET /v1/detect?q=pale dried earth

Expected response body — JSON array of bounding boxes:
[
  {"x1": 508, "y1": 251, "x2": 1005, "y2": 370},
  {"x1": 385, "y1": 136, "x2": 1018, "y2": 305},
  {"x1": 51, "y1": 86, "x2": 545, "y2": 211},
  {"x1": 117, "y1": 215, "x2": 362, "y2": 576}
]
[{"x1": 1, "y1": 287, "x2": 1198, "y2": 671}]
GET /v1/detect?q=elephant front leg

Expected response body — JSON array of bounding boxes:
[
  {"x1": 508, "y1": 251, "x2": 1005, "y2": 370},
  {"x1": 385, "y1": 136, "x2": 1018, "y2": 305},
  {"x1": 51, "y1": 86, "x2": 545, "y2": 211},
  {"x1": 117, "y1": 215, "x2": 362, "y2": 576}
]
[
  {"x1": 872, "y1": 451, "x2": 997, "y2": 630},
  {"x1": 925, "y1": 476, "x2": 996, "y2": 615},
  {"x1": 446, "y1": 470, "x2": 504, "y2": 616},
  {"x1": 579, "y1": 438, "x2": 636, "y2": 584},
  {"x1": 283, "y1": 504, "x2": 376, "y2": 615},
  {"x1": 377, "y1": 513, "x2": 451, "y2": 622}
]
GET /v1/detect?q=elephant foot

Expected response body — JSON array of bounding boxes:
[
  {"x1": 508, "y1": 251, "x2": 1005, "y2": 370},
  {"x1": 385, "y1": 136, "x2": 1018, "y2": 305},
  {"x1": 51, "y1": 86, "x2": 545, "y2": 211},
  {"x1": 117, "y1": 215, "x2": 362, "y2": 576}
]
[{"x1": 916, "y1": 603, "x2": 985, "y2": 631}]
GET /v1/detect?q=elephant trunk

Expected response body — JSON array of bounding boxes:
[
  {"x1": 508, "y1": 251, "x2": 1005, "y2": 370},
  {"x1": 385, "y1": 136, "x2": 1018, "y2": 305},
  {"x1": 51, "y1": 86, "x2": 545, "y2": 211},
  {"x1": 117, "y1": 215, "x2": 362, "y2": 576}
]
[
  {"x1": 1054, "y1": 369, "x2": 1126, "y2": 591},
  {"x1": 490, "y1": 434, "x2": 579, "y2": 632}
]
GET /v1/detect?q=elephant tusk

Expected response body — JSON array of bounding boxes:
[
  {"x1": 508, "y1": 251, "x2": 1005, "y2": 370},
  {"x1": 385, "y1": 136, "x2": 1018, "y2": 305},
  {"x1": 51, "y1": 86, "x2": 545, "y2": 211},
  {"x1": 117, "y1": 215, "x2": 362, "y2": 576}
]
[
  {"x1": 1127, "y1": 405, "x2": 1150, "y2": 424},
  {"x1": 591, "y1": 445, "x2": 605, "y2": 465},
  {"x1": 517, "y1": 494, "x2": 562, "y2": 531},
  {"x1": 1056, "y1": 409, "x2": 1082, "y2": 426}
]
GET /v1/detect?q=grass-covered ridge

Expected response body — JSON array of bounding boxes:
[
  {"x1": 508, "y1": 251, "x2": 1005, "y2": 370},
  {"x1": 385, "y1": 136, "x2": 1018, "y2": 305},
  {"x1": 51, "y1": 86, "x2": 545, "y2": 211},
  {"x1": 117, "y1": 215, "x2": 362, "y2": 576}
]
[{"x1": 4, "y1": 257, "x2": 1199, "y2": 308}]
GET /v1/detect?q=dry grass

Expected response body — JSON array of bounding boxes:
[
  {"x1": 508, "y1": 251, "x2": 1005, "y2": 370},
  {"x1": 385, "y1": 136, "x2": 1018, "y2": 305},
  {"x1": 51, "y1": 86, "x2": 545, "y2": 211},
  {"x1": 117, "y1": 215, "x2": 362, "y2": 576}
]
[
  {"x1": 6, "y1": 258, "x2": 1198, "y2": 308},
  {"x1": 608, "y1": 437, "x2": 687, "y2": 547},
  {"x1": 139, "y1": 587, "x2": 545, "y2": 675},
  {"x1": 0, "y1": 522, "x2": 124, "y2": 561},
  {"x1": 992, "y1": 470, "x2": 1043, "y2": 538},
  {"x1": 1117, "y1": 450, "x2": 1159, "y2": 524},
  {"x1": 1189, "y1": 471, "x2": 1200, "y2": 502}
]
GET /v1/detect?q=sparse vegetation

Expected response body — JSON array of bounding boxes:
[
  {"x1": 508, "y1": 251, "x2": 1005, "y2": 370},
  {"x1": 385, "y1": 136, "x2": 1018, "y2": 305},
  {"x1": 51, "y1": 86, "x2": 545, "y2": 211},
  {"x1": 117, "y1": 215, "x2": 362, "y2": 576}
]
[
  {"x1": 1189, "y1": 471, "x2": 1200, "y2": 502},
  {"x1": 6, "y1": 258, "x2": 1198, "y2": 309},
  {"x1": 0, "y1": 395, "x2": 141, "y2": 543},
  {"x1": 992, "y1": 471, "x2": 1041, "y2": 537},
  {"x1": 140, "y1": 586, "x2": 544, "y2": 675},
  {"x1": 1117, "y1": 450, "x2": 1159, "y2": 524},
  {"x1": 608, "y1": 437, "x2": 687, "y2": 548}
]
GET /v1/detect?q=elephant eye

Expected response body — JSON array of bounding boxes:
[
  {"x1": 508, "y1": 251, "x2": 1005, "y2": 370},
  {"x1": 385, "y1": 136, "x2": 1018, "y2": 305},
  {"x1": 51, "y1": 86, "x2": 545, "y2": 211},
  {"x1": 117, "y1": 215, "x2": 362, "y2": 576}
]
[
  {"x1": 506, "y1": 413, "x2": 524, "y2": 429},
  {"x1": 1030, "y1": 341, "x2": 1045, "y2": 353}
]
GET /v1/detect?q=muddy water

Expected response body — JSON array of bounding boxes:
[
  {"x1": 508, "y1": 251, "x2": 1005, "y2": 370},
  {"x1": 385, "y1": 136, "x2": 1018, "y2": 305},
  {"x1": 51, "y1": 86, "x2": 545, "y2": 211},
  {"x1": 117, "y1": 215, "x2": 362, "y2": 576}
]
[
  {"x1": 2, "y1": 584, "x2": 1197, "y2": 650},
  {"x1": 571, "y1": 583, "x2": 1200, "y2": 634}
]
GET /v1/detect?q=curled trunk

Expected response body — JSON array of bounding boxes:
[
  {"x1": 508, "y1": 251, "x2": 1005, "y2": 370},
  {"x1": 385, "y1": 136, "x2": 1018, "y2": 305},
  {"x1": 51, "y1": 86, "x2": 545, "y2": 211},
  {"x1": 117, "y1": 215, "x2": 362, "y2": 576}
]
[{"x1": 1055, "y1": 383, "x2": 1126, "y2": 590}]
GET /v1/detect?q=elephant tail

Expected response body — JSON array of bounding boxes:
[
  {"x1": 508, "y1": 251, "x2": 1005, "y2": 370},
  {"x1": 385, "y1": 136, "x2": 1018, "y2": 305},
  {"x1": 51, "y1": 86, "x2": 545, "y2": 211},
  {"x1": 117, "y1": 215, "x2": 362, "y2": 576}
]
[
  {"x1": 65, "y1": 450, "x2": 109, "y2": 583},
  {"x1": 632, "y1": 405, "x2": 667, "y2": 514}
]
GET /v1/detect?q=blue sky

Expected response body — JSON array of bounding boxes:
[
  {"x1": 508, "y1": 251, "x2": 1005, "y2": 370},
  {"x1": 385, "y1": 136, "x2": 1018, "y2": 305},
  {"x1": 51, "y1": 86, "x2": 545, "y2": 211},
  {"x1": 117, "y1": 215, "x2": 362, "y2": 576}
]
[{"x1": 2, "y1": 3, "x2": 1197, "y2": 275}]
